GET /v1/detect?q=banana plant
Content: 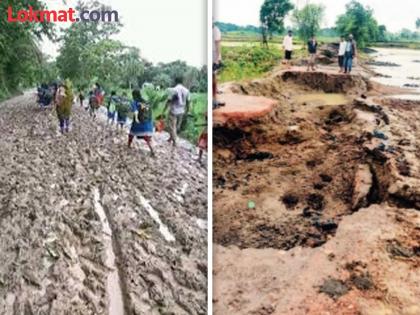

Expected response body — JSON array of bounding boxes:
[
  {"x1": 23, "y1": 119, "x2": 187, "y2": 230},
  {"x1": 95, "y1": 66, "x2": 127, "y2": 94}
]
[{"x1": 140, "y1": 84, "x2": 169, "y2": 115}]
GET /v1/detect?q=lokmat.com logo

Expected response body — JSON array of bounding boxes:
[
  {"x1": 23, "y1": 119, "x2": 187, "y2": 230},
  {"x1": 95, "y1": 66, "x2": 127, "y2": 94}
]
[{"x1": 6, "y1": 5, "x2": 118, "y2": 23}]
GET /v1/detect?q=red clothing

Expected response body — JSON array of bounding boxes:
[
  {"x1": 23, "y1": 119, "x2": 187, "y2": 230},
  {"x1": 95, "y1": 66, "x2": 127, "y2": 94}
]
[{"x1": 198, "y1": 132, "x2": 208, "y2": 150}]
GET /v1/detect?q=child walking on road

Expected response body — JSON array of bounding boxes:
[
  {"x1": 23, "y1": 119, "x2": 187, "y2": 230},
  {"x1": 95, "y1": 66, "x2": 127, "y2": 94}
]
[
  {"x1": 107, "y1": 91, "x2": 118, "y2": 125},
  {"x1": 116, "y1": 93, "x2": 130, "y2": 131},
  {"x1": 128, "y1": 89, "x2": 155, "y2": 156},
  {"x1": 197, "y1": 114, "x2": 208, "y2": 165}
]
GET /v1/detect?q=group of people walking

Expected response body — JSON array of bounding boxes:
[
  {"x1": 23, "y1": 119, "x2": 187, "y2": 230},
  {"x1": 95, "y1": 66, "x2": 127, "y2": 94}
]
[{"x1": 36, "y1": 78, "x2": 207, "y2": 162}]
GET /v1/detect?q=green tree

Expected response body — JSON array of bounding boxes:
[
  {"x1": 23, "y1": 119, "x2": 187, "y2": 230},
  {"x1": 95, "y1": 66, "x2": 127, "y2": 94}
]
[
  {"x1": 292, "y1": 4, "x2": 325, "y2": 42},
  {"x1": 260, "y1": 0, "x2": 294, "y2": 40},
  {"x1": 0, "y1": 0, "x2": 55, "y2": 99},
  {"x1": 377, "y1": 25, "x2": 387, "y2": 42},
  {"x1": 152, "y1": 73, "x2": 172, "y2": 88},
  {"x1": 416, "y1": 18, "x2": 420, "y2": 29},
  {"x1": 335, "y1": 0, "x2": 379, "y2": 48},
  {"x1": 118, "y1": 47, "x2": 144, "y2": 90},
  {"x1": 56, "y1": 0, "x2": 122, "y2": 87}
]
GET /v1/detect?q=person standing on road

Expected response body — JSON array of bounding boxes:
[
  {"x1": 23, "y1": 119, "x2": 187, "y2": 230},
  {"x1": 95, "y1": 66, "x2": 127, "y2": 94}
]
[
  {"x1": 344, "y1": 34, "x2": 357, "y2": 74},
  {"x1": 307, "y1": 35, "x2": 318, "y2": 72},
  {"x1": 213, "y1": 22, "x2": 225, "y2": 109},
  {"x1": 78, "y1": 88, "x2": 85, "y2": 107},
  {"x1": 283, "y1": 30, "x2": 294, "y2": 69},
  {"x1": 338, "y1": 36, "x2": 346, "y2": 73},
  {"x1": 164, "y1": 76, "x2": 190, "y2": 147},
  {"x1": 88, "y1": 90, "x2": 99, "y2": 119}
]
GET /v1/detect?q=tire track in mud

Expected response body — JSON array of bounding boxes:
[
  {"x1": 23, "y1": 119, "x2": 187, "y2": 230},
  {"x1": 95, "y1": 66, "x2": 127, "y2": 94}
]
[
  {"x1": 0, "y1": 93, "x2": 208, "y2": 314},
  {"x1": 93, "y1": 187, "x2": 125, "y2": 315}
]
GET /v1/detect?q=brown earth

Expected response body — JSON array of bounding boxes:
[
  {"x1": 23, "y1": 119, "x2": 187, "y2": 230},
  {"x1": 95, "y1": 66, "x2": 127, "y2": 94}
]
[
  {"x1": 0, "y1": 93, "x2": 207, "y2": 315},
  {"x1": 213, "y1": 64, "x2": 420, "y2": 314}
]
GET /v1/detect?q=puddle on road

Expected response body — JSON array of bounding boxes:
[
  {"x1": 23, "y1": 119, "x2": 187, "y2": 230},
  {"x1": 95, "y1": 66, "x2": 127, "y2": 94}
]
[
  {"x1": 388, "y1": 94, "x2": 420, "y2": 101},
  {"x1": 294, "y1": 93, "x2": 349, "y2": 106},
  {"x1": 138, "y1": 195, "x2": 176, "y2": 242},
  {"x1": 93, "y1": 188, "x2": 125, "y2": 315}
]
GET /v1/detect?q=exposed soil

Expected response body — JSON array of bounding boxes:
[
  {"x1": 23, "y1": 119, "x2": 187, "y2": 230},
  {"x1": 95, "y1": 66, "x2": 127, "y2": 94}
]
[
  {"x1": 0, "y1": 93, "x2": 207, "y2": 314},
  {"x1": 213, "y1": 63, "x2": 420, "y2": 314}
]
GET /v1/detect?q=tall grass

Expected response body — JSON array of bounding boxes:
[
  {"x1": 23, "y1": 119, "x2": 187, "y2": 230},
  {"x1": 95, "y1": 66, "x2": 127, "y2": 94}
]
[
  {"x1": 180, "y1": 93, "x2": 207, "y2": 144},
  {"x1": 141, "y1": 89, "x2": 207, "y2": 144}
]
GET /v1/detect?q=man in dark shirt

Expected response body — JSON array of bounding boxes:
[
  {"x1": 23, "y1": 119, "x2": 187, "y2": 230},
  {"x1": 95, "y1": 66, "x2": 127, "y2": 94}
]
[
  {"x1": 344, "y1": 34, "x2": 357, "y2": 74},
  {"x1": 307, "y1": 35, "x2": 318, "y2": 71}
]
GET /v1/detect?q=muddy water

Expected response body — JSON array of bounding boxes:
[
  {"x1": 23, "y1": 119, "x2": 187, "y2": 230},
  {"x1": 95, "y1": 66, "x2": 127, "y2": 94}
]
[
  {"x1": 93, "y1": 188, "x2": 125, "y2": 315},
  {"x1": 371, "y1": 47, "x2": 420, "y2": 95},
  {"x1": 293, "y1": 93, "x2": 349, "y2": 106}
]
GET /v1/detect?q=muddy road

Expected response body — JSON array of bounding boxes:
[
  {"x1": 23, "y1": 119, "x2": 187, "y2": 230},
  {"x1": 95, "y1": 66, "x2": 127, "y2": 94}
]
[
  {"x1": 213, "y1": 64, "x2": 419, "y2": 314},
  {"x1": 0, "y1": 93, "x2": 207, "y2": 315}
]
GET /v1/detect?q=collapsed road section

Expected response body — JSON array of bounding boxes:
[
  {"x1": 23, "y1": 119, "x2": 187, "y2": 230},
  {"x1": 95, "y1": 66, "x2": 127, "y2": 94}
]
[{"x1": 213, "y1": 67, "x2": 419, "y2": 314}]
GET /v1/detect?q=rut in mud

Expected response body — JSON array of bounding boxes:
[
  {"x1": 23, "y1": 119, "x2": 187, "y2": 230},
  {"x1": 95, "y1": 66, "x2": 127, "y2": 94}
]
[
  {"x1": 214, "y1": 70, "x2": 420, "y2": 251},
  {"x1": 0, "y1": 93, "x2": 208, "y2": 315}
]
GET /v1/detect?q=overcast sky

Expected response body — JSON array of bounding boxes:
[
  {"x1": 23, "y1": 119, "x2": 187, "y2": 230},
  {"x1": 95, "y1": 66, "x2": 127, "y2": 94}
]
[
  {"x1": 42, "y1": 0, "x2": 206, "y2": 67},
  {"x1": 214, "y1": 0, "x2": 419, "y2": 33}
]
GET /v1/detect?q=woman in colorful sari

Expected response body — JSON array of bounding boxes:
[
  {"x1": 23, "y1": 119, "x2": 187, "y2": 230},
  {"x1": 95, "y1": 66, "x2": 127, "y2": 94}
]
[{"x1": 128, "y1": 89, "x2": 155, "y2": 156}]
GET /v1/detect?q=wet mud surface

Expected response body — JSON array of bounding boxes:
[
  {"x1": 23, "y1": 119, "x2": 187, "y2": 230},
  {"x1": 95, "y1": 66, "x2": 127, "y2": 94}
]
[
  {"x1": 0, "y1": 93, "x2": 207, "y2": 314},
  {"x1": 213, "y1": 65, "x2": 420, "y2": 314}
]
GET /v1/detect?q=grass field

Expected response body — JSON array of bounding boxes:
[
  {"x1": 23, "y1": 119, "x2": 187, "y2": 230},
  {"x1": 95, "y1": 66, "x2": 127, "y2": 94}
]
[
  {"x1": 218, "y1": 32, "x2": 420, "y2": 83},
  {"x1": 218, "y1": 32, "x2": 340, "y2": 83},
  {"x1": 218, "y1": 42, "x2": 308, "y2": 83}
]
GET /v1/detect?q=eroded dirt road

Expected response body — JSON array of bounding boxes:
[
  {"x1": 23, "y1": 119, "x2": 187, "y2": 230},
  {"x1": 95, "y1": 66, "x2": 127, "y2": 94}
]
[
  {"x1": 0, "y1": 93, "x2": 207, "y2": 315},
  {"x1": 213, "y1": 66, "x2": 420, "y2": 314}
]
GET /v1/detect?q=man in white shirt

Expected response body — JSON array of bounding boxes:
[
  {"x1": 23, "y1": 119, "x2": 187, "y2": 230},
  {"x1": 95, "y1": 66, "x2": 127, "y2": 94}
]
[
  {"x1": 165, "y1": 76, "x2": 191, "y2": 147},
  {"x1": 213, "y1": 23, "x2": 222, "y2": 66},
  {"x1": 213, "y1": 23, "x2": 225, "y2": 109},
  {"x1": 338, "y1": 36, "x2": 346, "y2": 73},
  {"x1": 283, "y1": 30, "x2": 293, "y2": 69}
]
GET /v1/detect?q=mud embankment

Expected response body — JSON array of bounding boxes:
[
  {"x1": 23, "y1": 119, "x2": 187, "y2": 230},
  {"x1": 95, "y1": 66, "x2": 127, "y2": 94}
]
[
  {"x1": 0, "y1": 93, "x2": 208, "y2": 314},
  {"x1": 213, "y1": 69, "x2": 420, "y2": 314}
]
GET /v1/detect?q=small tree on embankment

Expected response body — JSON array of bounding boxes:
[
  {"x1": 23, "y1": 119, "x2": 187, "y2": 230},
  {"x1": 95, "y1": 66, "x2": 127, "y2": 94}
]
[{"x1": 292, "y1": 4, "x2": 325, "y2": 43}]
